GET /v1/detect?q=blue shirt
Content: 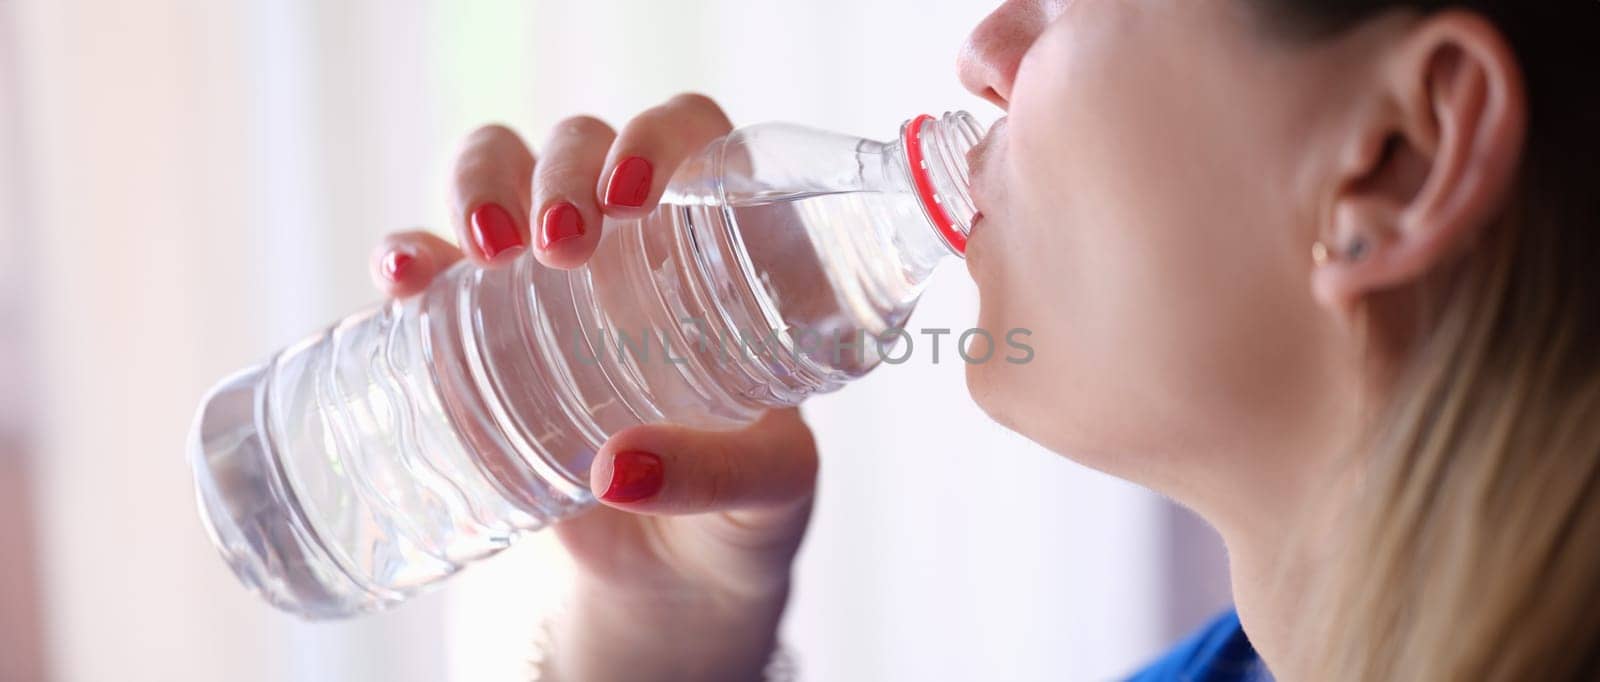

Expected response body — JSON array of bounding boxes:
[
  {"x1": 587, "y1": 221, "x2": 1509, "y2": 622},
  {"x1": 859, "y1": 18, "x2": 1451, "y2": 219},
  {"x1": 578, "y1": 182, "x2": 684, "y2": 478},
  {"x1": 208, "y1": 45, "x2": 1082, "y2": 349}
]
[{"x1": 1125, "y1": 610, "x2": 1270, "y2": 682}]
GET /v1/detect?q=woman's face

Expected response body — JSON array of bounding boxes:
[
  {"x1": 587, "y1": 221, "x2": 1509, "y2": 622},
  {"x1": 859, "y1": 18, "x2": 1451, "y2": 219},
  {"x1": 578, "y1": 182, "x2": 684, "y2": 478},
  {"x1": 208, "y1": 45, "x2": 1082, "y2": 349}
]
[{"x1": 960, "y1": 0, "x2": 1364, "y2": 497}]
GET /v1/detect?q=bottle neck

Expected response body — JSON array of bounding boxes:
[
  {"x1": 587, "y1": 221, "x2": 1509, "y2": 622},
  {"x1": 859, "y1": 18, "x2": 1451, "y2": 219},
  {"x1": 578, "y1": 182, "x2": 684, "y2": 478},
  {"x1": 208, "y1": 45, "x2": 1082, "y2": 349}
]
[
  {"x1": 895, "y1": 112, "x2": 984, "y2": 259},
  {"x1": 846, "y1": 112, "x2": 985, "y2": 314},
  {"x1": 668, "y1": 111, "x2": 988, "y2": 393}
]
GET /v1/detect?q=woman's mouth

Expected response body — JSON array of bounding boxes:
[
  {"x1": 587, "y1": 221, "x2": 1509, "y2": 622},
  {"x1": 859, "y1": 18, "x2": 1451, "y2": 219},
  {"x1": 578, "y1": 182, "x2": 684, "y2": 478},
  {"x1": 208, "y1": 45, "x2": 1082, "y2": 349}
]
[{"x1": 966, "y1": 116, "x2": 1006, "y2": 216}]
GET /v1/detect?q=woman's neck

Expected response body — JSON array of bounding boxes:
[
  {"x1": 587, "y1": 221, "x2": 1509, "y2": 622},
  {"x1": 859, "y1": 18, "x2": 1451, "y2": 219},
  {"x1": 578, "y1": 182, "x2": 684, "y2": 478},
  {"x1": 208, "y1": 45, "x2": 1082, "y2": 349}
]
[{"x1": 1213, "y1": 455, "x2": 1359, "y2": 679}]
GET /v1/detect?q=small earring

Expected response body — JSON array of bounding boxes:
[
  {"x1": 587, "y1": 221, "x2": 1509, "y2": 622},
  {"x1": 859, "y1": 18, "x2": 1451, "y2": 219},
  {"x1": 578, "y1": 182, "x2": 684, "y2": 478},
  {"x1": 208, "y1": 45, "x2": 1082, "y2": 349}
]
[
  {"x1": 1312, "y1": 236, "x2": 1371, "y2": 265},
  {"x1": 1311, "y1": 241, "x2": 1333, "y2": 265}
]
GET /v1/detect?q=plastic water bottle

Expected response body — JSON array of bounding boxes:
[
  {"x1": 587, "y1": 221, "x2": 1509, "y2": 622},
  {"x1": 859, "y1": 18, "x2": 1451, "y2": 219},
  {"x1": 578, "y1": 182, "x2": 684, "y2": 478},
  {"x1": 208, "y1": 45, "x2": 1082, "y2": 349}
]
[{"x1": 189, "y1": 111, "x2": 985, "y2": 619}]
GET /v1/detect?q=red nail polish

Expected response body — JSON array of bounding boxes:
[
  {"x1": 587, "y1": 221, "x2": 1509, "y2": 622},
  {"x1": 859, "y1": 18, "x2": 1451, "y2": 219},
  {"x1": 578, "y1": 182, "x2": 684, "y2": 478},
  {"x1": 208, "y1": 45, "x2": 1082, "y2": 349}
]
[
  {"x1": 380, "y1": 249, "x2": 414, "y2": 281},
  {"x1": 539, "y1": 202, "x2": 585, "y2": 249},
  {"x1": 600, "y1": 451, "x2": 663, "y2": 503},
  {"x1": 470, "y1": 203, "x2": 524, "y2": 259},
  {"x1": 605, "y1": 156, "x2": 653, "y2": 208}
]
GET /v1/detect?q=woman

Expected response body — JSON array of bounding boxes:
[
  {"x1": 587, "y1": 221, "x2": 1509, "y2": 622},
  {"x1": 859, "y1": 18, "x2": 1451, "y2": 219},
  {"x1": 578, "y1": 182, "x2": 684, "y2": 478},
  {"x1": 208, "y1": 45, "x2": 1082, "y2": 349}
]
[{"x1": 369, "y1": 1, "x2": 1599, "y2": 679}]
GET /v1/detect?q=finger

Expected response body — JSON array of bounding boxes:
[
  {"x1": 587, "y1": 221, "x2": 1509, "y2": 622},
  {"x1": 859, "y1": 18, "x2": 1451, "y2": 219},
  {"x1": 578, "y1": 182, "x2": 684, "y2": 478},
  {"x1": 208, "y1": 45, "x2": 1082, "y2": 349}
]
[
  {"x1": 598, "y1": 93, "x2": 734, "y2": 220},
  {"x1": 451, "y1": 124, "x2": 537, "y2": 265},
  {"x1": 369, "y1": 230, "x2": 464, "y2": 298},
  {"x1": 529, "y1": 115, "x2": 617, "y2": 269},
  {"x1": 589, "y1": 408, "x2": 817, "y2": 518}
]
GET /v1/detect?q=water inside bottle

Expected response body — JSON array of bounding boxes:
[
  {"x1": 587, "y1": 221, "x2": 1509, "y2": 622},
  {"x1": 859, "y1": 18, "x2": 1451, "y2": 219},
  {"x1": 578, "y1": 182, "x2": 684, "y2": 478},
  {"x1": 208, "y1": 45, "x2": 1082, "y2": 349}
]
[{"x1": 203, "y1": 184, "x2": 942, "y2": 616}]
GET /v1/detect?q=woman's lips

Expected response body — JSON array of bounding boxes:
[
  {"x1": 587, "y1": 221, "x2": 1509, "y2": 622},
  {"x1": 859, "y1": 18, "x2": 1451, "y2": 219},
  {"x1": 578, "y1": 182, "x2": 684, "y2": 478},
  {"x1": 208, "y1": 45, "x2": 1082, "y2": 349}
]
[{"x1": 966, "y1": 116, "x2": 1007, "y2": 214}]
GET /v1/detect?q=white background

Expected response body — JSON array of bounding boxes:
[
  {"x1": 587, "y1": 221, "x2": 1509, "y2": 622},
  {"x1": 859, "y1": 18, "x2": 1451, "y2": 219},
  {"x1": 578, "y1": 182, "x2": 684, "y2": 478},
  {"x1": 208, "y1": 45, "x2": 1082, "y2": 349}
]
[{"x1": 2, "y1": 1, "x2": 1232, "y2": 680}]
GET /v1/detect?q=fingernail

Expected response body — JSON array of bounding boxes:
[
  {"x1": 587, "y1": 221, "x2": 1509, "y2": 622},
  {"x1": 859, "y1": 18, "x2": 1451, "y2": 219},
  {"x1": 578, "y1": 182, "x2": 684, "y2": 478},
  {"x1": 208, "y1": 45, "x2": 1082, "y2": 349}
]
[
  {"x1": 380, "y1": 249, "x2": 415, "y2": 282},
  {"x1": 604, "y1": 156, "x2": 653, "y2": 208},
  {"x1": 600, "y1": 451, "x2": 663, "y2": 503},
  {"x1": 470, "y1": 203, "x2": 524, "y2": 259},
  {"x1": 539, "y1": 201, "x2": 585, "y2": 249}
]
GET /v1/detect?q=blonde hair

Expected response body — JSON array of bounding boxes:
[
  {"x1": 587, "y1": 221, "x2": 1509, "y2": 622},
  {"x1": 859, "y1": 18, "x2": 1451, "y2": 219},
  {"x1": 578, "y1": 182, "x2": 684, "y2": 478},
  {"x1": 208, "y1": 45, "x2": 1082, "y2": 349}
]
[
  {"x1": 1302, "y1": 145, "x2": 1600, "y2": 679},
  {"x1": 1242, "y1": 3, "x2": 1600, "y2": 677}
]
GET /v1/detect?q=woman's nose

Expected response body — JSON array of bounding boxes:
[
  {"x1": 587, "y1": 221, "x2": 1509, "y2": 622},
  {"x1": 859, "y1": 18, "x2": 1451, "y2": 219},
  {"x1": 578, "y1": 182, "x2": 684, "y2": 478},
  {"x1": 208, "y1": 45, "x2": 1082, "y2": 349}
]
[{"x1": 957, "y1": 0, "x2": 1060, "y2": 110}]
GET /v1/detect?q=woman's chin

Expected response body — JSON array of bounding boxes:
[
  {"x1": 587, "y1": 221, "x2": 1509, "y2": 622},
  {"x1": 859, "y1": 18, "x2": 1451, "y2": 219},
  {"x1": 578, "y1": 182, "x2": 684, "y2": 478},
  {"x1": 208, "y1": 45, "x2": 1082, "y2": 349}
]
[{"x1": 963, "y1": 338, "x2": 1032, "y2": 436}]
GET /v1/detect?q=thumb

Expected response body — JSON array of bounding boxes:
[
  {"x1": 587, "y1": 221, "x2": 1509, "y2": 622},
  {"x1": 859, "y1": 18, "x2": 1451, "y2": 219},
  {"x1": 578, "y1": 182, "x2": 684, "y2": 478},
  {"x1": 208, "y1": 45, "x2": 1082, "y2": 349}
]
[{"x1": 588, "y1": 409, "x2": 817, "y2": 516}]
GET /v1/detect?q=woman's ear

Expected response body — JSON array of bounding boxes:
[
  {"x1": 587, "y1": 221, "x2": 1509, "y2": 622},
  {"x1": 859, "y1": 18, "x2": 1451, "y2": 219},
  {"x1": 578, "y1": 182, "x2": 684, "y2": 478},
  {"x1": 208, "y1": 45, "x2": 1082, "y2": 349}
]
[{"x1": 1311, "y1": 11, "x2": 1527, "y2": 317}]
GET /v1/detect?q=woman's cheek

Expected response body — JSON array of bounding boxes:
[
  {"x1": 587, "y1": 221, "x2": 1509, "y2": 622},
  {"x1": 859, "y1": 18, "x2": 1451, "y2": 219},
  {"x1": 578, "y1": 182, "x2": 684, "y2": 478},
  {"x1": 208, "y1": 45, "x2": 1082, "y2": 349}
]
[
  {"x1": 964, "y1": 9, "x2": 1188, "y2": 455},
  {"x1": 963, "y1": 39, "x2": 1080, "y2": 431}
]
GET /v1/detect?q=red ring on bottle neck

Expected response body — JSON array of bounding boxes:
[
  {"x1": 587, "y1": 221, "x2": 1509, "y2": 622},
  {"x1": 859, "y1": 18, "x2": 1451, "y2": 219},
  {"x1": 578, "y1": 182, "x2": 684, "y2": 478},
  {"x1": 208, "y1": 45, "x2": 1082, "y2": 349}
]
[{"x1": 904, "y1": 113, "x2": 967, "y2": 255}]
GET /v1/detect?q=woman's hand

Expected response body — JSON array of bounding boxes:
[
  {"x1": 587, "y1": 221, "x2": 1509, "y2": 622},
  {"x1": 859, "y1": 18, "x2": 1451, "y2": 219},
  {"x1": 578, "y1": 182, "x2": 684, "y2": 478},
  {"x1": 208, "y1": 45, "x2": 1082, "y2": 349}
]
[{"x1": 368, "y1": 94, "x2": 819, "y2": 681}]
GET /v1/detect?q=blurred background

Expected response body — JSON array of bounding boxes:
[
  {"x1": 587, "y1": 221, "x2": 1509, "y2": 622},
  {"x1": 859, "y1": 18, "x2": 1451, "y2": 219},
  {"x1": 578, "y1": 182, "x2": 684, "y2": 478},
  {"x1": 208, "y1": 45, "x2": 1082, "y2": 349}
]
[{"x1": 0, "y1": 0, "x2": 1231, "y2": 680}]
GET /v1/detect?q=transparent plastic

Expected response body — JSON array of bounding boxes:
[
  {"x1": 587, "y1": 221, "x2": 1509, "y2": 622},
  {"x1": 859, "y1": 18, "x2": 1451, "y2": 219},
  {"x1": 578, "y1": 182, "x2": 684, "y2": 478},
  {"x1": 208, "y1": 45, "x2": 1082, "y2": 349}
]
[{"x1": 188, "y1": 112, "x2": 985, "y2": 619}]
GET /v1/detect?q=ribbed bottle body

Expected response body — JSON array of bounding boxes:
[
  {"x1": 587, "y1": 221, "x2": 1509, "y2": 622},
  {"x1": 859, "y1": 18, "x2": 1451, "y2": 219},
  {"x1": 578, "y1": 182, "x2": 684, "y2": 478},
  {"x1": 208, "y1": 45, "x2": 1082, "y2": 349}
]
[{"x1": 190, "y1": 113, "x2": 982, "y2": 618}]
